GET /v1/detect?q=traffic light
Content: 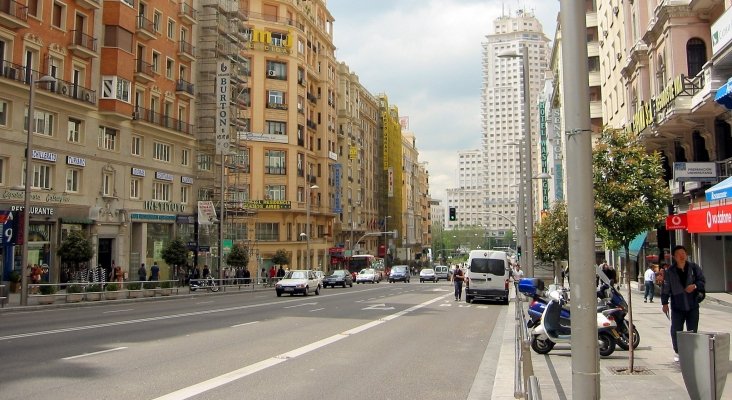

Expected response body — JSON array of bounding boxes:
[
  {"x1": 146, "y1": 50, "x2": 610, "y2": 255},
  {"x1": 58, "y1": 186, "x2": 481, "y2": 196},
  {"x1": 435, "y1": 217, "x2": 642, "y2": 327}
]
[
  {"x1": 517, "y1": 245, "x2": 522, "y2": 258},
  {"x1": 449, "y1": 207, "x2": 457, "y2": 221}
]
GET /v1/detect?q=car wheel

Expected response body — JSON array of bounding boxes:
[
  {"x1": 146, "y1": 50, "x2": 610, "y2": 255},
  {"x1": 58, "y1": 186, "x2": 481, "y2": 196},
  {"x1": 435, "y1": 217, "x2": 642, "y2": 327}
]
[
  {"x1": 276, "y1": 291, "x2": 282, "y2": 297},
  {"x1": 466, "y1": 296, "x2": 472, "y2": 303},
  {"x1": 303, "y1": 287, "x2": 309, "y2": 296},
  {"x1": 315, "y1": 286, "x2": 320, "y2": 295}
]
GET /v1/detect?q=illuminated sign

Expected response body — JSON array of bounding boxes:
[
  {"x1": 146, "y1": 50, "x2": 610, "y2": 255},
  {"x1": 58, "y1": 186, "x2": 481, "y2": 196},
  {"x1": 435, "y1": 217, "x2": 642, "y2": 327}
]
[
  {"x1": 216, "y1": 61, "x2": 231, "y2": 154},
  {"x1": 238, "y1": 200, "x2": 292, "y2": 210}
]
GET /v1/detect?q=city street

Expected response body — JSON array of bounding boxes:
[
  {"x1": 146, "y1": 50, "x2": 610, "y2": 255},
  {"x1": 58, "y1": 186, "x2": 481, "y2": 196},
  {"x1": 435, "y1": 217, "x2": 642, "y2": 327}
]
[{"x1": 0, "y1": 282, "x2": 504, "y2": 400}]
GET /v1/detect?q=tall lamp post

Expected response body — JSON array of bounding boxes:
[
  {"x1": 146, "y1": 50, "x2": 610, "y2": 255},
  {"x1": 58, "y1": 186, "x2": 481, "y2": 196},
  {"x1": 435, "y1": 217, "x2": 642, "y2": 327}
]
[
  {"x1": 305, "y1": 184, "x2": 318, "y2": 269},
  {"x1": 382, "y1": 215, "x2": 391, "y2": 259},
  {"x1": 504, "y1": 141, "x2": 527, "y2": 266},
  {"x1": 499, "y1": 45, "x2": 534, "y2": 277},
  {"x1": 21, "y1": 73, "x2": 56, "y2": 306},
  {"x1": 350, "y1": 201, "x2": 360, "y2": 255}
]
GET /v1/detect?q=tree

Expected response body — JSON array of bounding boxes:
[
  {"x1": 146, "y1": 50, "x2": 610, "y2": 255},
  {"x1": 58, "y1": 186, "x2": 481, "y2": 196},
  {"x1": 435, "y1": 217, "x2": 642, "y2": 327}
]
[
  {"x1": 271, "y1": 249, "x2": 290, "y2": 268},
  {"x1": 593, "y1": 128, "x2": 671, "y2": 372},
  {"x1": 161, "y1": 238, "x2": 188, "y2": 273},
  {"x1": 226, "y1": 244, "x2": 249, "y2": 269},
  {"x1": 534, "y1": 201, "x2": 569, "y2": 282},
  {"x1": 57, "y1": 230, "x2": 93, "y2": 275}
]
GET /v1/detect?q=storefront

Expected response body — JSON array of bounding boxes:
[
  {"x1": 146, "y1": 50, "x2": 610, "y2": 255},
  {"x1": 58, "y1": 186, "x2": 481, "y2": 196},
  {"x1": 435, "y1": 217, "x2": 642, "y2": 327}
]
[{"x1": 681, "y1": 201, "x2": 732, "y2": 292}]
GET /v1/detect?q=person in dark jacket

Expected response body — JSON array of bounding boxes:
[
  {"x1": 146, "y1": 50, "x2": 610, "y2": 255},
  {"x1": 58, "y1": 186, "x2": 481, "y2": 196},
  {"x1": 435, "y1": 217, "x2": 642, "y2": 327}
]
[{"x1": 661, "y1": 245, "x2": 705, "y2": 363}]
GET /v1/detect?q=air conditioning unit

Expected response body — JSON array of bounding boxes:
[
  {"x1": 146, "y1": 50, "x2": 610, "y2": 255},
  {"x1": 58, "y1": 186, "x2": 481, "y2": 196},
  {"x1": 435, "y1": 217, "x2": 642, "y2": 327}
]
[{"x1": 267, "y1": 70, "x2": 276, "y2": 77}]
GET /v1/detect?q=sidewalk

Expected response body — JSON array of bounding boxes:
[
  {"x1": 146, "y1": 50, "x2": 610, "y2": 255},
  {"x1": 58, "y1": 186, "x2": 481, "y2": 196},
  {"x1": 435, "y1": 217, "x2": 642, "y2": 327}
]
[{"x1": 491, "y1": 283, "x2": 732, "y2": 400}]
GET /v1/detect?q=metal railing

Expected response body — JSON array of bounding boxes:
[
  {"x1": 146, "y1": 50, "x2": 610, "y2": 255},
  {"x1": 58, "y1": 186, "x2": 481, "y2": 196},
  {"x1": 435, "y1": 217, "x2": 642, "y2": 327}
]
[{"x1": 514, "y1": 282, "x2": 541, "y2": 399}]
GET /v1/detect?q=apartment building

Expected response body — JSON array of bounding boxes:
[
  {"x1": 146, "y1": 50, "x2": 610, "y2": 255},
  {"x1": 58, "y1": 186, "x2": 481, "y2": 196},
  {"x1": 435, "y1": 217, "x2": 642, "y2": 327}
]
[
  {"x1": 378, "y1": 94, "x2": 403, "y2": 260},
  {"x1": 445, "y1": 149, "x2": 482, "y2": 229}
]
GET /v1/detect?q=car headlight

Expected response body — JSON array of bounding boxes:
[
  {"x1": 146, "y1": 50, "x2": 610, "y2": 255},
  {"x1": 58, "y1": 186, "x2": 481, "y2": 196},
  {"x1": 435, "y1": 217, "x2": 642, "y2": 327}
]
[
  {"x1": 296, "y1": 284, "x2": 305, "y2": 288},
  {"x1": 275, "y1": 283, "x2": 281, "y2": 288}
]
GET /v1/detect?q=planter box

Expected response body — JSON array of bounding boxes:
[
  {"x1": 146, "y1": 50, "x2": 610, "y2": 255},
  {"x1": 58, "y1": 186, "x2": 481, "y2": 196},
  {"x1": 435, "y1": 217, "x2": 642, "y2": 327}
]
[
  {"x1": 66, "y1": 293, "x2": 83, "y2": 303},
  {"x1": 37, "y1": 295, "x2": 56, "y2": 305},
  {"x1": 127, "y1": 290, "x2": 143, "y2": 299},
  {"x1": 104, "y1": 291, "x2": 122, "y2": 300},
  {"x1": 143, "y1": 289, "x2": 156, "y2": 297},
  {"x1": 86, "y1": 292, "x2": 102, "y2": 301},
  {"x1": 159, "y1": 288, "x2": 172, "y2": 296},
  {"x1": 9, "y1": 282, "x2": 20, "y2": 293}
]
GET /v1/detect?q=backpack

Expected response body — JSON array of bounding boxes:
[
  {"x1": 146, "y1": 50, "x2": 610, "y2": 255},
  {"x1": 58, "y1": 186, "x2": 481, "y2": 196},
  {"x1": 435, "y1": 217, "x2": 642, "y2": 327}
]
[{"x1": 691, "y1": 264, "x2": 705, "y2": 303}]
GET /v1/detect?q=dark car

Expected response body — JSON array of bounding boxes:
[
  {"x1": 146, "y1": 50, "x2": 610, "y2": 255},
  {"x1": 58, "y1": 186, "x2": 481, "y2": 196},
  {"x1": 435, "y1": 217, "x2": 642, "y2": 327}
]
[
  {"x1": 389, "y1": 265, "x2": 410, "y2": 283},
  {"x1": 323, "y1": 269, "x2": 354, "y2": 288}
]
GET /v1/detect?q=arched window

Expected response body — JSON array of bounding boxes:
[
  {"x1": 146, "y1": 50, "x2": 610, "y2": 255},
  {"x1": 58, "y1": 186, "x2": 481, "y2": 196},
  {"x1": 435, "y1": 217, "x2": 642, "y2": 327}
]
[{"x1": 687, "y1": 38, "x2": 707, "y2": 77}]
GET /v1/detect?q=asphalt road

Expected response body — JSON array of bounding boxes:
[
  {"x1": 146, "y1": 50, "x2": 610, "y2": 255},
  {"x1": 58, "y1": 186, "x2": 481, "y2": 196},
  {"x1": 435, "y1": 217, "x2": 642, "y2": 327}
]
[{"x1": 0, "y1": 281, "x2": 505, "y2": 400}]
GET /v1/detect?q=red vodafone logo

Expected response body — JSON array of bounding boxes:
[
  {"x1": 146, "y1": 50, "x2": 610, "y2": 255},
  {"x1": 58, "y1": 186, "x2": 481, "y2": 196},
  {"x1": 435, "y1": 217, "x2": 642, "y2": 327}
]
[{"x1": 666, "y1": 214, "x2": 687, "y2": 230}]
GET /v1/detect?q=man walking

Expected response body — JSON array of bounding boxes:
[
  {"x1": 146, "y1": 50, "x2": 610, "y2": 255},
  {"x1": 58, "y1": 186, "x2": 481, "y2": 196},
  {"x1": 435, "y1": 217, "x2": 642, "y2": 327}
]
[
  {"x1": 453, "y1": 265, "x2": 464, "y2": 301},
  {"x1": 643, "y1": 264, "x2": 656, "y2": 303},
  {"x1": 661, "y1": 245, "x2": 705, "y2": 363},
  {"x1": 137, "y1": 263, "x2": 147, "y2": 282}
]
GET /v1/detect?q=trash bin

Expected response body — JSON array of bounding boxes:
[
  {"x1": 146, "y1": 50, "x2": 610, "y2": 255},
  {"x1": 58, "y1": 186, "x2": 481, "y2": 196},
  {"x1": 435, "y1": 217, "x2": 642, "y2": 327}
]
[{"x1": 678, "y1": 331, "x2": 730, "y2": 400}]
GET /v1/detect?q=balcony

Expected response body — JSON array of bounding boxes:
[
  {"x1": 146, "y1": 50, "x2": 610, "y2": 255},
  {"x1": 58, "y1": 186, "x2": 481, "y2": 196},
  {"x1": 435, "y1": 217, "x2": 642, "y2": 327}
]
[
  {"x1": 0, "y1": 61, "x2": 96, "y2": 105},
  {"x1": 134, "y1": 59, "x2": 154, "y2": 83},
  {"x1": 75, "y1": 0, "x2": 100, "y2": 10},
  {"x1": 175, "y1": 79, "x2": 194, "y2": 98},
  {"x1": 178, "y1": 2, "x2": 197, "y2": 24},
  {"x1": 136, "y1": 15, "x2": 157, "y2": 41},
  {"x1": 266, "y1": 102, "x2": 288, "y2": 111},
  {"x1": 0, "y1": 0, "x2": 29, "y2": 28},
  {"x1": 178, "y1": 40, "x2": 195, "y2": 62},
  {"x1": 69, "y1": 30, "x2": 98, "y2": 59},
  {"x1": 306, "y1": 119, "x2": 317, "y2": 130},
  {"x1": 133, "y1": 107, "x2": 193, "y2": 135},
  {"x1": 306, "y1": 92, "x2": 317, "y2": 104}
]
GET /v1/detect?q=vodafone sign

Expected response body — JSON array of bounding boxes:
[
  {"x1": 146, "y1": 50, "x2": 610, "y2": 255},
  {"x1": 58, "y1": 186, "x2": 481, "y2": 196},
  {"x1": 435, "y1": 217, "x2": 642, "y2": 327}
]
[
  {"x1": 665, "y1": 214, "x2": 687, "y2": 230},
  {"x1": 687, "y1": 203, "x2": 732, "y2": 233}
]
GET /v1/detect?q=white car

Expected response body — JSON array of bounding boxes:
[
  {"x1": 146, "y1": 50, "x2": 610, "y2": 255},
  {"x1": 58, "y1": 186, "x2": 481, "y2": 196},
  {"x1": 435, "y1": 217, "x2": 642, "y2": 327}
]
[
  {"x1": 419, "y1": 268, "x2": 438, "y2": 283},
  {"x1": 275, "y1": 270, "x2": 321, "y2": 296},
  {"x1": 356, "y1": 268, "x2": 379, "y2": 284}
]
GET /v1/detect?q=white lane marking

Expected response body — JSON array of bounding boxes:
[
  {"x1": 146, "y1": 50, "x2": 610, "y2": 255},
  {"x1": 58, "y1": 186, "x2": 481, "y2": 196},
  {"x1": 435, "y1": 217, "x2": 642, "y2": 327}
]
[
  {"x1": 153, "y1": 294, "x2": 448, "y2": 400},
  {"x1": 440, "y1": 304, "x2": 451, "y2": 307},
  {"x1": 362, "y1": 303, "x2": 395, "y2": 311},
  {"x1": 283, "y1": 302, "x2": 317, "y2": 309},
  {"x1": 196, "y1": 301, "x2": 214, "y2": 305},
  {"x1": 231, "y1": 321, "x2": 259, "y2": 328},
  {"x1": 62, "y1": 347, "x2": 127, "y2": 360},
  {"x1": 102, "y1": 309, "x2": 133, "y2": 314},
  {"x1": 309, "y1": 308, "x2": 324, "y2": 312}
]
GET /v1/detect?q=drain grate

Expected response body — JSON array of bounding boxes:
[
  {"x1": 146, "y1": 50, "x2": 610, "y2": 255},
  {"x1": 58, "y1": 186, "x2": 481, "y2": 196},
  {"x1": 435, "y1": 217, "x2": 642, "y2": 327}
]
[{"x1": 607, "y1": 366, "x2": 654, "y2": 375}]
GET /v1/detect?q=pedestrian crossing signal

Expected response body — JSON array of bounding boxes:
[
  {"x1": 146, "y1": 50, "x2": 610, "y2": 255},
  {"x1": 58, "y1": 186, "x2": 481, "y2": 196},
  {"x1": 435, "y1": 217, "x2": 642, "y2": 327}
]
[{"x1": 449, "y1": 207, "x2": 457, "y2": 221}]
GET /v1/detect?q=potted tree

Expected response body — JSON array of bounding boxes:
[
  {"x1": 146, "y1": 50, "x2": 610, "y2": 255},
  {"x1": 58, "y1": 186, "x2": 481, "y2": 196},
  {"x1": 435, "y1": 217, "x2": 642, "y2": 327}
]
[
  {"x1": 65, "y1": 284, "x2": 84, "y2": 303},
  {"x1": 57, "y1": 231, "x2": 93, "y2": 290},
  {"x1": 159, "y1": 280, "x2": 173, "y2": 296},
  {"x1": 127, "y1": 282, "x2": 143, "y2": 298},
  {"x1": 142, "y1": 281, "x2": 157, "y2": 297},
  {"x1": 161, "y1": 237, "x2": 188, "y2": 290},
  {"x1": 226, "y1": 244, "x2": 250, "y2": 286},
  {"x1": 85, "y1": 283, "x2": 102, "y2": 301},
  {"x1": 37, "y1": 283, "x2": 58, "y2": 305},
  {"x1": 104, "y1": 282, "x2": 122, "y2": 300},
  {"x1": 8, "y1": 270, "x2": 21, "y2": 293}
]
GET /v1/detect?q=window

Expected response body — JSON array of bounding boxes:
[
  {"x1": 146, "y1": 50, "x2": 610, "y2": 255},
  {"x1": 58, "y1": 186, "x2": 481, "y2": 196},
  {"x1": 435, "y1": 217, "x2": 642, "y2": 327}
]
[
  {"x1": 0, "y1": 100, "x2": 7, "y2": 126},
  {"x1": 198, "y1": 153, "x2": 212, "y2": 171},
  {"x1": 152, "y1": 181, "x2": 171, "y2": 201},
  {"x1": 266, "y1": 60, "x2": 287, "y2": 79},
  {"x1": 265, "y1": 184, "x2": 286, "y2": 200},
  {"x1": 101, "y1": 76, "x2": 131, "y2": 102},
  {"x1": 152, "y1": 52, "x2": 160, "y2": 73},
  {"x1": 27, "y1": 0, "x2": 39, "y2": 17},
  {"x1": 255, "y1": 222, "x2": 280, "y2": 241},
  {"x1": 271, "y1": 32, "x2": 288, "y2": 46},
  {"x1": 131, "y1": 135, "x2": 142, "y2": 156},
  {"x1": 265, "y1": 120, "x2": 286, "y2": 135},
  {"x1": 102, "y1": 172, "x2": 113, "y2": 196},
  {"x1": 180, "y1": 185, "x2": 189, "y2": 204},
  {"x1": 686, "y1": 38, "x2": 707, "y2": 77},
  {"x1": 66, "y1": 169, "x2": 80, "y2": 192},
  {"x1": 52, "y1": 2, "x2": 65, "y2": 29},
  {"x1": 24, "y1": 108, "x2": 55, "y2": 136},
  {"x1": 230, "y1": 147, "x2": 250, "y2": 172},
  {"x1": 23, "y1": 162, "x2": 52, "y2": 189},
  {"x1": 68, "y1": 118, "x2": 81, "y2": 143},
  {"x1": 153, "y1": 142, "x2": 171, "y2": 162},
  {"x1": 265, "y1": 150, "x2": 286, "y2": 174},
  {"x1": 0, "y1": 158, "x2": 5, "y2": 185},
  {"x1": 153, "y1": 11, "x2": 162, "y2": 32},
  {"x1": 130, "y1": 178, "x2": 141, "y2": 199},
  {"x1": 103, "y1": 26, "x2": 133, "y2": 52},
  {"x1": 166, "y1": 58, "x2": 174, "y2": 79},
  {"x1": 181, "y1": 148, "x2": 190, "y2": 166},
  {"x1": 167, "y1": 18, "x2": 175, "y2": 39},
  {"x1": 268, "y1": 90, "x2": 285, "y2": 105},
  {"x1": 98, "y1": 126, "x2": 118, "y2": 150}
]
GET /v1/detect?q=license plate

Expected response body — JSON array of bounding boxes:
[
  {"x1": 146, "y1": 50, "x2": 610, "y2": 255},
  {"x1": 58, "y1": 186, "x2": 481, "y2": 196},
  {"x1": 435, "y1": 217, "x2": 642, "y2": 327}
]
[{"x1": 284, "y1": 288, "x2": 294, "y2": 292}]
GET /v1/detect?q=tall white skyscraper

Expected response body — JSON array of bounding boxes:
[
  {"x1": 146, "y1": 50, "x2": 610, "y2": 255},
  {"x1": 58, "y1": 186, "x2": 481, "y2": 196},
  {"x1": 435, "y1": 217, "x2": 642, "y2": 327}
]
[
  {"x1": 480, "y1": 11, "x2": 550, "y2": 237},
  {"x1": 446, "y1": 149, "x2": 483, "y2": 229}
]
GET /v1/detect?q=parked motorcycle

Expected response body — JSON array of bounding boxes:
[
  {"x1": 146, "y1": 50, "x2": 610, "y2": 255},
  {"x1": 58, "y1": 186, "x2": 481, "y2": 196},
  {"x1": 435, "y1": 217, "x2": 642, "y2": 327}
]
[
  {"x1": 596, "y1": 271, "x2": 640, "y2": 351},
  {"x1": 190, "y1": 276, "x2": 219, "y2": 292}
]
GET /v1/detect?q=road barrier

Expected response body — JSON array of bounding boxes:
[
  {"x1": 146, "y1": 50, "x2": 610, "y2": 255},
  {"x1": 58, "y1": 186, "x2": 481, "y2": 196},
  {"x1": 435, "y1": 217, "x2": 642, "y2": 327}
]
[{"x1": 514, "y1": 282, "x2": 541, "y2": 399}]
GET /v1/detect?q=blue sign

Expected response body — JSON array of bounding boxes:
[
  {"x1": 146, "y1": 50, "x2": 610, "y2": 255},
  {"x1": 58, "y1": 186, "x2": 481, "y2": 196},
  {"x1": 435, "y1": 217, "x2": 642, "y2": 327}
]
[
  {"x1": 0, "y1": 211, "x2": 17, "y2": 245},
  {"x1": 333, "y1": 163, "x2": 342, "y2": 213}
]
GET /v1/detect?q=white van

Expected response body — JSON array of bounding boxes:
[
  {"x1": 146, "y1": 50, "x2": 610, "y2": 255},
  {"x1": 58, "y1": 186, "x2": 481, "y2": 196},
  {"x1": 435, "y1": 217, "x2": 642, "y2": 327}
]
[
  {"x1": 465, "y1": 250, "x2": 510, "y2": 304},
  {"x1": 434, "y1": 265, "x2": 449, "y2": 281}
]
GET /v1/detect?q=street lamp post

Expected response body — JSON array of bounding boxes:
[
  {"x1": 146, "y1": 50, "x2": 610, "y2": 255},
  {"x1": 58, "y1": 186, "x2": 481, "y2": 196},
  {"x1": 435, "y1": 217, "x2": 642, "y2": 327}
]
[
  {"x1": 305, "y1": 184, "x2": 318, "y2": 269},
  {"x1": 21, "y1": 73, "x2": 56, "y2": 306},
  {"x1": 504, "y1": 141, "x2": 527, "y2": 266},
  {"x1": 350, "y1": 201, "x2": 360, "y2": 255},
  {"x1": 382, "y1": 215, "x2": 391, "y2": 259},
  {"x1": 500, "y1": 45, "x2": 534, "y2": 277}
]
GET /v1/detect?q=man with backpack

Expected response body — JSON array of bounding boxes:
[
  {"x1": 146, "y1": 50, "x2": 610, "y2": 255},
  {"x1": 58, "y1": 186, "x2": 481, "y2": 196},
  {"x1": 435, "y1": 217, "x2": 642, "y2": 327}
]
[{"x1": 138, "y1": 263, "x2": 147, "y2": 282}]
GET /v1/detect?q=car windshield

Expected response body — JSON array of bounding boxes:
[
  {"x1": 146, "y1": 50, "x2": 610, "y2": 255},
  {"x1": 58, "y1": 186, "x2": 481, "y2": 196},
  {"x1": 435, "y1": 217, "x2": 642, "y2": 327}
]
[
  {"x1": 421, "y1": 269, "x2": 434, "y2": 274},
  {"x1": 392, "y1": 266, "x2": 407, "y2": 273},
  {"x1": 470, "y1": 259, "x2": 506, "y2": 275},
  {"x1": 285, "y1": 271, "x2": 308, "y2": 279},
  {"x1": 331, "y1": 270, "x2": 346, "y2": 276}
]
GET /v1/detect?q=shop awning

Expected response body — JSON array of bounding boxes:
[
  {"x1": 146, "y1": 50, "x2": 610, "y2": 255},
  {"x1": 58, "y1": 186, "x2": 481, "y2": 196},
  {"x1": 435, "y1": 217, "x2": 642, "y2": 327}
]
[
  {"x1": 705, "y1": 176, "x2": 732, "y2": 202},
  {"x1": 715, "y1": 80, "x2": 732, "y2": 109},
  {"x1": 619, "y1": 231, "x2": 648, "y2": 259}
]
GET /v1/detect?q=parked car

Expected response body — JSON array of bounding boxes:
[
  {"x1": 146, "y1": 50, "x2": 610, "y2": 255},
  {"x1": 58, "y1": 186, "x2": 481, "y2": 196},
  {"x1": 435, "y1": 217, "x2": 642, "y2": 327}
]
[
  {"x1": 323, "y1": 270, "x2": 353, "y2": 288},
  {"x1": 419, "y1": 268, "x2": 438, "y2": 283},
  {"x1": 275, "y1": 270, "x2": 321, "y2": 297},
  {"x1": 389, "y1": 265, "x2": 410, "y2": 283},
  {"x1": 314, "y1": 270, "x2": 325, "y2": 287},
  {"x1": 434, "y1": 265, "x2": 449, "y2": 281},
  {"x1": 356, "y1": 268, "x2": 379, "y2": 284}
]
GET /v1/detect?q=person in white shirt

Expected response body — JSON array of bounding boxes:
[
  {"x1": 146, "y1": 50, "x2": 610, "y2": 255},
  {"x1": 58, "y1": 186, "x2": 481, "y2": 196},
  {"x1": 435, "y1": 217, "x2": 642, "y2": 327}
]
[
  {"x1": 643, "y1": 264, "x2": 656, "y2": 303},
  {"x1": 512, "y1": 264, "x2": 524, "y2": 281}
]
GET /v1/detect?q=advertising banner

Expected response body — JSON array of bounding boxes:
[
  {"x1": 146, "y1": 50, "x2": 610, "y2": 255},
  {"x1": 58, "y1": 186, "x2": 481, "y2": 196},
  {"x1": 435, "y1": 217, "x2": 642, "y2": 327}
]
[
  {"x1": 673, "y1": 162, "x2": 717, "y2": 182},
  {"x1": 665, "y1": 214, "x2": 688, "y2": 230},
  {"x1": 216, "y1": 61, "x2": 231, "y2": 154},
  {"x1": 687, "y1": 203, "x2": 732, "y2": 233},
  {"x1": 197, "y1": 201, "x2": 217, "y2": 225}
]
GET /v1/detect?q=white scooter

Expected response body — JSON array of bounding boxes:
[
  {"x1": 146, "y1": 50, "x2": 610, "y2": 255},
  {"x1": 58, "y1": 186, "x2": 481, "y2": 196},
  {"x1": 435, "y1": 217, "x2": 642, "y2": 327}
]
[{"x1": 530, "y1": 288, "x2": 618, "y2": 357}]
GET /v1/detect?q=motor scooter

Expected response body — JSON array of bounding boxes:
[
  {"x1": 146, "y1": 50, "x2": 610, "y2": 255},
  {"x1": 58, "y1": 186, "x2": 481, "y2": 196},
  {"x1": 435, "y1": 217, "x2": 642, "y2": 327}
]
[
  {"x1": 190, "y1": 276, "x2": 219, "y2": 292},
  {"x1": 530, "y1": 290, "x2": 618, "y2": 357},
  {"x1": 596, "y1": 266, "x2": 640, "y2": 350}
]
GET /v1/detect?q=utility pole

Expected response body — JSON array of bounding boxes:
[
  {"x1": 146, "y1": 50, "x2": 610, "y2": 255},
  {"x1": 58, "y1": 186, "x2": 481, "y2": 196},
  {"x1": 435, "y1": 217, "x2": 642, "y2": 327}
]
[{"x1": 560, "y1": 1, "x2": 600, "y2": 398}]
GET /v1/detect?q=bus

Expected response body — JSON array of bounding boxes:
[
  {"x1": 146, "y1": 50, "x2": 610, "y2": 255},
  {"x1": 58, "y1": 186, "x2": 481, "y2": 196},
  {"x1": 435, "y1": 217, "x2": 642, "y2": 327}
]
[{"x1": 347, "y1": 255, "x2": 384, "y2": 280}]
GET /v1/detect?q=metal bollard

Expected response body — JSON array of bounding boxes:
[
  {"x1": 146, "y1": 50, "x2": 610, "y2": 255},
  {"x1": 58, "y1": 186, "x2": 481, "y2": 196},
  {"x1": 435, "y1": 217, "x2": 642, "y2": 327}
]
[{"x1": 678, "y1": 331, "x2": 730, "y2": 400}]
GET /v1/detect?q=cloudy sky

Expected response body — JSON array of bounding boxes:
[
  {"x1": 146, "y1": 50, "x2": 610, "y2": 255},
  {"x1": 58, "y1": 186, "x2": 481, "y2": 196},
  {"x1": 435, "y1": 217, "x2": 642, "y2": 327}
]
[{"x1": 327, "y1": 0, "x2": 560, "y2": 202}]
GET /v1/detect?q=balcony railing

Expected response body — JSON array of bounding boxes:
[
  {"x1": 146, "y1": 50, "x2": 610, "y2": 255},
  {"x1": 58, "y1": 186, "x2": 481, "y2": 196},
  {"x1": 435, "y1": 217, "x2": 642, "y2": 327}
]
[
  {"x1": 0, "y1": 0, "x2": 28, "y2": 22},
  {"x1": 135, "y1": 59, "x2": 154, "y2": 76},
  {"x1": 176, "y1": 79, "x2": 194, "y2": 95},
  {"x1": 133, "y1": 107, "x2": 193, "y2": 135},
  {"x1": 136, "y1": 14, "x2": 157, "y2": 38},
  {"x1": 306, "y1": 120, "x2": 317, "y2": 130},
  {"x1": 267, "y1": 102, "x2": 287, "y2": 110},
  {"x1": 0, "y1": 60, "x2": 96, "y2": 105},
  {"x1": 178, "y1": 40, "x2": 195, "y2": 58},
  {"x1": 71, "y1": 30, "x2": 97, "y2": 52},
  {"x1": 307, "y1": 92, "x2": 317, "y2": 104},
  {"x1": 178, "y1": 2, "x2": 197, "y2": 22}
]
